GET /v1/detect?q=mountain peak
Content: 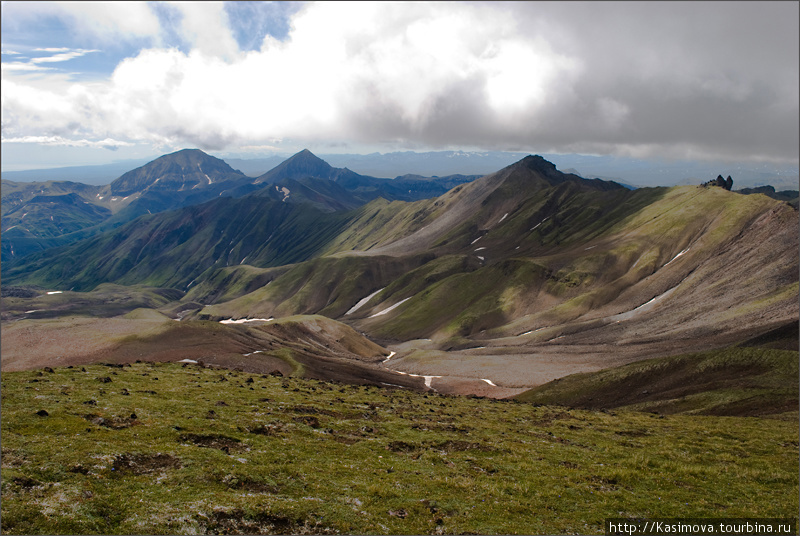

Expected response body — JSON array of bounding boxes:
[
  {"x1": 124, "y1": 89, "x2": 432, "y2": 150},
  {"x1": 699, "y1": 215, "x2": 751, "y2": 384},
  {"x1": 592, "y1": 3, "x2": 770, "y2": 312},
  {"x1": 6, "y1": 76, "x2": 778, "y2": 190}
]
[
  {"x1": 519, "y1": 155, "x2": 558, "y2": 173},
  {"x1": 497, "y1": 154, "x2": 624, "y2": 193},
  {"x1": 255, "y1": 149, "x2": 336, "y2": 184},
  {"x1": 110, "y1": 149, "x2": 244, "y2": 196}
]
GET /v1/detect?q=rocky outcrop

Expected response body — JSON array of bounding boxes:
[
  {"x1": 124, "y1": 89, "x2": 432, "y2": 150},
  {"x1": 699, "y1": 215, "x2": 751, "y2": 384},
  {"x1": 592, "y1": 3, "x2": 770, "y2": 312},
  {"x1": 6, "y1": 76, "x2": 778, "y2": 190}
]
[{"x1": 703, "y1": 174, "x2": 733, "y2": 190}]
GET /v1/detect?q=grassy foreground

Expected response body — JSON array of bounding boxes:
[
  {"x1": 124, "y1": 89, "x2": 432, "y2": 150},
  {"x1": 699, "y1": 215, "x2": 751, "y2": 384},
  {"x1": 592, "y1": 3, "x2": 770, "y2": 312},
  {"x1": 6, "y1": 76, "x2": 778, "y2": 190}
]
[{"x1": 2, "y1": 362, "x2": 797, "y2": 534}]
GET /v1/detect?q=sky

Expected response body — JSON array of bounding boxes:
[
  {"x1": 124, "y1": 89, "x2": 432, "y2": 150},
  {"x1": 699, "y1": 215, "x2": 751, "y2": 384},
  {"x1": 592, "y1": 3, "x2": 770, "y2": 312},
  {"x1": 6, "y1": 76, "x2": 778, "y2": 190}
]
[{"x1": 1, "y1": 1, "x2": 798, "y2": 171}]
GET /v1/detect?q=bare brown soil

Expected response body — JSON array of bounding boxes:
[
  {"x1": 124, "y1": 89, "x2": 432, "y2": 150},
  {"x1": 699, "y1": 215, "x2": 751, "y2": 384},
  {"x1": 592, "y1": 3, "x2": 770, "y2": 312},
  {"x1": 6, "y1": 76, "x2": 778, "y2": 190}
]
[{"x1": 0, "y1": 316, "x2": 172, "y2": 371}]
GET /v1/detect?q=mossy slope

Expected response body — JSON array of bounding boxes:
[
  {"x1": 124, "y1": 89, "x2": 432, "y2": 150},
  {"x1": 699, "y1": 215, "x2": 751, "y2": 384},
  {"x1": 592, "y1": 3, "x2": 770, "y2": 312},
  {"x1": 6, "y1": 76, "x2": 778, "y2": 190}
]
[
  {"x1": 516, "y1": 347, "x2": 799, "y2": 417},
  {"x1": 2, "y1": 362, "x2": 797, "y2": 534}
]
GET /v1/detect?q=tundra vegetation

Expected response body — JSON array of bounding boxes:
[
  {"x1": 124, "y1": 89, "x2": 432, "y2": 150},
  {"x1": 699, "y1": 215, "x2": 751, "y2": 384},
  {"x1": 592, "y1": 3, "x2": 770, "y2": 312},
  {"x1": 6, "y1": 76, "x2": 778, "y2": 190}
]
[{"x1": 1, "y1": 359, "x2": 797, "y2": 535}]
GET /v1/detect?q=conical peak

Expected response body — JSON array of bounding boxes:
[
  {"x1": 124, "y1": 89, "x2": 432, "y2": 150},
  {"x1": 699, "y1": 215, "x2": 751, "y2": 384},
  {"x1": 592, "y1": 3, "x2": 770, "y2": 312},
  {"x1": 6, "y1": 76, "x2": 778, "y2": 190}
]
[
  {"x1": 282, "y1": 149, "x2": 329, "y2": 169},
  {"x1": 519, "y1": 155, "x2": 558, "y2": 173},
  {"x1": 289, "y1": 148, "x2": 324, "y2": 161}
]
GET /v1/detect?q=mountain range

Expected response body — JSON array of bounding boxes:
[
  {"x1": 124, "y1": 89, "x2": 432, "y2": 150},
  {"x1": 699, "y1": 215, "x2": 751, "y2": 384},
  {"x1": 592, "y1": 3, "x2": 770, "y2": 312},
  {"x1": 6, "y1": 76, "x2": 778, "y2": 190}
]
[
  {"x1": 2, "y1": 148, "x2": 797, "y2": 405},
  {"x1": 1, "y1": 149, "x2": 478, "y2": 261}
]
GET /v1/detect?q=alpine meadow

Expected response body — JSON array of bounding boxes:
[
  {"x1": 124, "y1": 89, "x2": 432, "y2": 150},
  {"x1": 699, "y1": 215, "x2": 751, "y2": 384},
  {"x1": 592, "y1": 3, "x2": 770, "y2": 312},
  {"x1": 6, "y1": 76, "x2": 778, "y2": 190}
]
[{"x1": 1, "y1": 2, "x2": 798, "y2": 535}]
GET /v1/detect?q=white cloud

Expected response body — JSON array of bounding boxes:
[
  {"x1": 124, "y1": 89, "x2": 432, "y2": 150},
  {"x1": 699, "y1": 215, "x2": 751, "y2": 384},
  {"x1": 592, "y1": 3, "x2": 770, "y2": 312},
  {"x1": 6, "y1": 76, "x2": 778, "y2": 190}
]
[
  {"x1": 1, "y1": 62, "x2": 53, "y2": 72},
  {"x1": 167, "y1": 1, "x2": 240, "y2": 60},
  {"x1": 1, "y1": 2, "x2": 797, "y2": 162},
  {"x1": 50, "y1": 2, "x2": 162, "y2": 43},
  {"x1": 30, "y1": 49, "x2": 99, "y2": 63},
  {"x1": 1, "y1": 135, "x2": 134, "y2": 149},
  {"x1": 1, "y1": 2, "x2": 162, "y2": 44}
]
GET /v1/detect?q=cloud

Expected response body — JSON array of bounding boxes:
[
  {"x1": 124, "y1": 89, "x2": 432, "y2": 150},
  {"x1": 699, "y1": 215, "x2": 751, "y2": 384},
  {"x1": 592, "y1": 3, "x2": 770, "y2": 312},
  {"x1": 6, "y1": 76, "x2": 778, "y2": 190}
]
[
  {"x1": 1, "y1": 2, "x2": 162, "y2": 44},
  {"x1": 1, "y1": 135, "x2": 135, "y2": 149},
  {"x1": 1, "y1": 62, "x2": 53, "y2": 72},
  {"x1": 167, "y1": 2, "x2": 240, "y2": 60},
  {"x1": 30, "y1": 49, "x2": 99, "y2": 63},
  {"x1": 49, "y1": 2, "x2": 162, "y2": 44},
  {"x1": 1, "y1": 2, "x2": 797, "y2": 162}
]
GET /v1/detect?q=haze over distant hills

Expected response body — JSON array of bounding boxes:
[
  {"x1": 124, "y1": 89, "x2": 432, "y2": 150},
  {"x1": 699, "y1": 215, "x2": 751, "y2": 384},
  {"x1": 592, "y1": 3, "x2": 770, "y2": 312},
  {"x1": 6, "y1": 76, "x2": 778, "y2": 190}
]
[{"x1": 4, "y1": 150, "x2": 798, "y2": 190}]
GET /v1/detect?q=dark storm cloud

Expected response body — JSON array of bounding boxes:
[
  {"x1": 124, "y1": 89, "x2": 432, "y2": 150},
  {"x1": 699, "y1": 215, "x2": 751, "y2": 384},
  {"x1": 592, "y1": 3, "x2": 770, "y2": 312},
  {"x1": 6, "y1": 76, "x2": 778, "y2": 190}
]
[
  {"x1": 3, "y1": 2, "x2": 796, "y2": 163},
  {"x1": 338, "y1": 1, "x2": 798, "y2": 161}
]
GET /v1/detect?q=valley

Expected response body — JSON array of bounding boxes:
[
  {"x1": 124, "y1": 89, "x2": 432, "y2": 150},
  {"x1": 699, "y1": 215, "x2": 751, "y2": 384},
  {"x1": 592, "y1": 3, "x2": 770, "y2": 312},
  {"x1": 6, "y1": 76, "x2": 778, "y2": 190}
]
[{"x1": 2, "y1": 149, "x2": 797, "y2": 405}]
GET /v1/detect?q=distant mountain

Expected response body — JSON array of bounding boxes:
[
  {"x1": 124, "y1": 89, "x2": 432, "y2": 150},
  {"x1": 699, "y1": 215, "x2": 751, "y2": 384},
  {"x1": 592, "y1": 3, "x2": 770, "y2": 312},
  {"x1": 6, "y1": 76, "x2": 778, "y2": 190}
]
[
  {"x1": 255, "y1": 149, "x2": 347, "y2": 184},
  {"x1": 737, "y1": 185, "x2": 799, "y2": 208},
  {"x1": 1, "y1": 180, "x2": 101, "y2": 217},
  {"x1": 1, "y1": 149, "x2": 486, "y2": 264},
  {"x1": 2, "y1": 193, "x2": 111, "y2": 235},
  {"x1": 0, "y1": 158, "x2": 154, "y2": 186},
  {"x1": 317, "y1": 150, "x2": 799, "y2": 190},
  {"x1": 109, "y1": 149, "x2": 247, "y2": 196},
  {"x1": 252, "y1": 177, "x2": 364, "y2": 213},
  {"x1": 3, "y1": 189, "x2": 355, "y2": 291},
  {"x1": 1, "y1": 193, "x2": 112, "y2": 259},
  {"x1": 258, "y1": 149, "x2": 479, "y2": 203},
  {"x1": 2, "y1": 150, "x2": 262, "y2": 263}
]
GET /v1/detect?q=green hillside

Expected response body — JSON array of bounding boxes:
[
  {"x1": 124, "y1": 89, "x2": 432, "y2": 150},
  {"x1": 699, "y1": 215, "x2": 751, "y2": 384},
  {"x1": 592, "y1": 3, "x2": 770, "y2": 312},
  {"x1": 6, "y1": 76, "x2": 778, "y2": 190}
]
[
  {"x1": 2, "y1": 362, "x2": 797, "y2": 534},
  {"x1": 515, "y1": 346, "x2": 799, "y2": 416}
]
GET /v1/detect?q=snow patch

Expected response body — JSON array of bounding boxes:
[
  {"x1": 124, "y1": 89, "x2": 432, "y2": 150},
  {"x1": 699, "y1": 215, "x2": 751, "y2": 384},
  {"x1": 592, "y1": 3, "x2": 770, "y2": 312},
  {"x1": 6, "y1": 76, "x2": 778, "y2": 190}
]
[
  {"x1": 46, "y1": 291, "x2": 63, "y2": 295},
  {"x1": 275, "y1": 186, "x2": 291, "y2": 201},
  {"x1": 423, "y1": 376, "x2": 441, "y2": 389},
  {"x1": 244, "y1": 350, "x2": 265, "y2": 356},
  {"x1": 611, "y1": 285, "x2": 680, "y2": 322},
  {"x1": 369, "y1": 296, "x2": 412, "y2": 318},
  {"x1": 391, "y1": 370, "x2": 442, "y2": 390},
  {"x1": 476, "y1": 256, "x2": 484, "y2": 261},
  {"x1": 178, "y1": 359, "x2": 198, "y2": 364},
  {"x1": 474, "y1": 247, "x2": 486, "y2": 252},
  {"x1": 220, "y1": 318, "x2": 274, "y2": 324},
  {"x1": 585, "y1": 245, "x2": 596, "y2": 250},
  {"x1": 530, "y1": 217, "x2": 548, "y2": 231},
  {"x1": 663, "y1": 247, "x2": 690, "y2": 267},
  {"x1": 498, "y1": 212, "x2": 508, "y2": 223},
  {"x1": 346, "y1": 288, "x2": 385, "y2": 315},
  {"x1": 382, "y1": 351, "x2": 396, "y2": 363},
  {"x1": 520, "y1": 327, "x2": 545, "y2": 336},
  {"x1": 481, "y1": 378, "x2": 497, "y2": 387},
  {"x1": 470, "y1": 236, "x2": 482, "y2": 245}
]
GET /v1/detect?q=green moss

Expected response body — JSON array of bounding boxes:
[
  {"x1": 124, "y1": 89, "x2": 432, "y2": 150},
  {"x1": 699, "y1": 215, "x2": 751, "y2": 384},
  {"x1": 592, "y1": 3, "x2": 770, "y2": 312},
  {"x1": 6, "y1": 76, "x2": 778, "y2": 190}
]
[
  {"x1": 2, "y1": 362, "x2": 797, "y2": 534},
  {"x1": 516, "y1": 347, "x2": 799, "y2": 417}
]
